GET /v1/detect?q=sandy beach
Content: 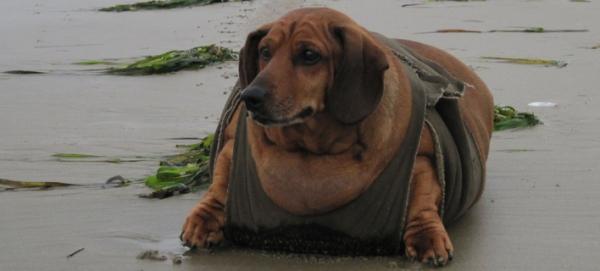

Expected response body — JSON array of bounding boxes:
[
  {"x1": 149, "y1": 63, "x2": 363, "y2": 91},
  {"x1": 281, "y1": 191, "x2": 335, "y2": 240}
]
[{"x1": 1, "y1": 0, "x2": 600, "y2": 270}]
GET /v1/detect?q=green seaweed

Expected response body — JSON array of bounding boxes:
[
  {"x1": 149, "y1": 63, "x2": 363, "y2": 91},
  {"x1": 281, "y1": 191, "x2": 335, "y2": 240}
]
[
  {"x1": 437, "y1": 0, "x2": 483, "y2": 1},
  {"x1": 100, "y1": 0, "x2": 240, "y2": 12},
  {"x1": 53, "y1": 153, "x2": 152, "y2": 164},
  {"x1": 404, "y1": 0, "x2": 484, "y2": 7},
  {"x1": 418, "y1": 29, "x2": 483, "y2": 34},
  {"x1": 482, "y1": 56, "x2": 567, "y2": 68},
  {"x1": 420, "y1": 27, "x2": 587, "y2": 35},
  {"x1": 3, "y1": 70, "x2": 45, "y2": 75},
  {"x1": 494, "y1": 106, "x2": 541, "y2": 131},
  {"x1": 57, "y1": 158, "x2": 149, "y2": 164},
  {"x1": 107, "y1": 45, "x2": 237, "y2": 75},
  {"x1": 141, "y1": 135, "x2": 213, "y2": 198},
  {"x1": 145, "y1": 163, "x2": 201, "y2": 190},
  {"x1": 489, "y1": 27, "x2": 587, "y2": 33},
  {"x1": 74, "y1": 60, "x2": 117, "y2": 65},
  {"x1": 0, "y1": 178, "x2": 76, "y2": 190},
  {"x1": 52, "y1": 153, "x2": 102, "y2": 159},
  {"x1": 497, "y1": 149, "x2": 539, "y2": 153},
  {"x1": 1, "y1": 176, "x2": 140, "y2": 191}
]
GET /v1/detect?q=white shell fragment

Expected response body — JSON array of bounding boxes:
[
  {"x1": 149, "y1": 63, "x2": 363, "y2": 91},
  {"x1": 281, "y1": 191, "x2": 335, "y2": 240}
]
[{"x1": 528, "y1": 102, "x2": 557, "y2": 107}]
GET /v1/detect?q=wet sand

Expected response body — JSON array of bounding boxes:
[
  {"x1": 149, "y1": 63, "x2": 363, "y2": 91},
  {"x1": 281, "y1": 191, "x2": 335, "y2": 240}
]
[{"x1": 1, "y1": 0, "x2": 600, "y2": 270}]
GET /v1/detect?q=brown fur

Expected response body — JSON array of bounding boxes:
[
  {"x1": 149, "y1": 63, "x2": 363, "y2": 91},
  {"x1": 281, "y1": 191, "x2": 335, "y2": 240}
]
[{"x1": 181, "y1": 7, "x2": 493, "y2": 266}]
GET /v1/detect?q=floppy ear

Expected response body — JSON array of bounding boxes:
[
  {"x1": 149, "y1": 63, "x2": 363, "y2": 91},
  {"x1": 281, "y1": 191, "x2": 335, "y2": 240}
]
[
  {"x1": 239, "y1": 26, "x2": 270, "y2": 88},
  {"x1": 327, "y1": 26, "x2": 389, "y2": 124}
]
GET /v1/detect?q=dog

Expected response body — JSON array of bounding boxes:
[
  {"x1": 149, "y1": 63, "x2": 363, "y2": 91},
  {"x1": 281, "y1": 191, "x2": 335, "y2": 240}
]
[{"x1": 181, "y1": 7, "x2": 493, "y2": 267}]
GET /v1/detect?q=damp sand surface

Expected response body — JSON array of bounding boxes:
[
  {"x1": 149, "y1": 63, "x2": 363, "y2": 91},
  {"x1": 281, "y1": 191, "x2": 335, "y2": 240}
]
[{"x1": 1, "y1": 0, "x2": 600, "y2": 270}]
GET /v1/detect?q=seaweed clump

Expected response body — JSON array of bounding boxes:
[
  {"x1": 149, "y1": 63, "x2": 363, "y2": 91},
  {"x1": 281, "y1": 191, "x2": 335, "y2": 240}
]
[
  {"x1": 0, "y1": 178, "x2": 76, "y2": 190},
  {"x1": 494, "y1": 106, "x2": 541, "y2": 131},
  {"x1": 489, "y1": 27, "x2": 587, "y2": 33},
  {"x1": 3, "y1": 70, "x2": 45, "y2": 75},
  {"x1": 481, "y1": 56, "x2": 567, "y2": 68},
  {"x1": 100, "y1": 0, "x2": 241, "y2": 12},
  {"x1": 142, "y1": 135, "x2": 213, "y2": 198},
  {"x1": 108, "y1": 45, "x2": 237, "y2": 75},
  {"x1": 420, "y1": 27, "x2": 588, "y2": 34}
]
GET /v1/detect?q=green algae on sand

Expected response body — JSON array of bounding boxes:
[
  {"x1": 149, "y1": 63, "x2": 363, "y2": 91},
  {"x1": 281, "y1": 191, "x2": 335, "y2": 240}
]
[
  {"x1": 482, "y1": 56, "x2": 567, "y2": 68},
  {"x1": 52, "y1": 153, "x2": 102, "y2": 159},
  {"x1": 107, "y1": 45, "x2": 237, "y2": 75},
  {"x1": 1, "y1": 176, "x2": 135, "y2": 191},
  {"x1": 52, "y1": 153, "x2": 151, "y2": 164},
  {"x1": 100, "y1": 0, "x2": 242, "y2": 12},
  {"x1": 141, "y1": 135, "x2": 213, "y2": 198},
  {"x1": 494, "y1": 105, "x2": 541, "y2": 131},
  {"x1": 0, "y1": 178, "x2": 77, "y2": 190},
  {"x1": 489, "y1": 27, "x2": 588, "y2": 33},
  {"x1": 418, "y1": 29, "x2": 483, "y2": 34},
  {"x1": 429, "y1": 0, "x2": 486, "y2": 2},
  {"x1": 3, "y1": 70, "x2": 45, "y2": 75},
  {"x1": 420, "y1": 27, "x2": 588, "y2": 34},
  {"x1": 74, "y1": 60, "x2": 117, "y2": 65}
]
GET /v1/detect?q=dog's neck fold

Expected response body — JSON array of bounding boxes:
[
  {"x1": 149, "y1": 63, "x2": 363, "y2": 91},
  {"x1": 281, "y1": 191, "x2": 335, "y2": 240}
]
[{"x1": 261, "y1": 112, "x2": 363, "y2": 155}]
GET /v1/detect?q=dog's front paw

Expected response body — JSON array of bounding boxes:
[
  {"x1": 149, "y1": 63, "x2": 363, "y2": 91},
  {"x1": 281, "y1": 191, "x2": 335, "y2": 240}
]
[
  {"x1": 180, "y1": 201, "x2": 225, "y2": 249},
  {"x1": 404, "y1": 226, "x2": 454, "y2": 267}
]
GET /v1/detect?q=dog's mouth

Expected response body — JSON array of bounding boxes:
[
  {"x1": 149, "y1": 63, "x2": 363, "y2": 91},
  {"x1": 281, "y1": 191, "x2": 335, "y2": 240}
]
[{"x1": 249, "y1": 107, "x2": 314, "y2": 127}]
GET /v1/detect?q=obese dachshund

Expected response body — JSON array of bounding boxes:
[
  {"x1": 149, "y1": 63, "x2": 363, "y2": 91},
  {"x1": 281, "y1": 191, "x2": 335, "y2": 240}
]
[{"x1": 181, "y1": 7, "x2": 493, "y2": 267}]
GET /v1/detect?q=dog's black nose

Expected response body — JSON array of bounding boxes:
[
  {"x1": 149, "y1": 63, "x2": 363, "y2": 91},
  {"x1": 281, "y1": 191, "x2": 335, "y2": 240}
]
[{"x1": 241, "y1": 86, "x2": 267, "y2": 111}]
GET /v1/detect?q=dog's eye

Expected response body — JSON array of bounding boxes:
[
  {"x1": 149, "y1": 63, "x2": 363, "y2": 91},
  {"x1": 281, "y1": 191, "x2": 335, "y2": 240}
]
[
  {"x1": 259, "y1": 47, "x2": 271, "y2": 61},
  {"x1": 301, "y1": 49, "x2": 321, "y2": 65}
]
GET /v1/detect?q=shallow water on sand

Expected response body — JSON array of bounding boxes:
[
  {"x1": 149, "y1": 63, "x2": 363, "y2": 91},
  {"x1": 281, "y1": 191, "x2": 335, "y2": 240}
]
[{"x1": 1, "y1": 0, "x2": 600, "y2": 270}]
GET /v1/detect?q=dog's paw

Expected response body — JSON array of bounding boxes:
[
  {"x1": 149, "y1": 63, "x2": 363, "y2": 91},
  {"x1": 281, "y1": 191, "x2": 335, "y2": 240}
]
[
  {"x1": 404, "y1": 227, "x2": 454, "y2": 267},
  {"x1": 180, "y1": 202, "x2": 225, "y2": 249}
]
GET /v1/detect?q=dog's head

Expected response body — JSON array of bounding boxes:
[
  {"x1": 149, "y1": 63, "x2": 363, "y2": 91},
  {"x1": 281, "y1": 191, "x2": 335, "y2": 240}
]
[{"x1": 239, "y1": 8, "x2": 389, "y2": 127}]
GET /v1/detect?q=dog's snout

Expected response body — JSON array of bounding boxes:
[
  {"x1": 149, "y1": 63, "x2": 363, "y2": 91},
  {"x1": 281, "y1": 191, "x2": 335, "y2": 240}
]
[{"x1": 241, "y1": 86, "x2": 267, "y2": 111}]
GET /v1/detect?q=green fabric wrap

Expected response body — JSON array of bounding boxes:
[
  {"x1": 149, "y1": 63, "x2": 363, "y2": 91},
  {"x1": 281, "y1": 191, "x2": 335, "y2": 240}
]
[{"x1": 373, "y1": 33, "x2": 484, "y2": 223}]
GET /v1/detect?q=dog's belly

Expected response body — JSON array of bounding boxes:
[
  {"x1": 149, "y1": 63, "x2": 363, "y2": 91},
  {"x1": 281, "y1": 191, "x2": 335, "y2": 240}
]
[{"x1": 247, "y1": 127, "x2": 383, "y2": 216}]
